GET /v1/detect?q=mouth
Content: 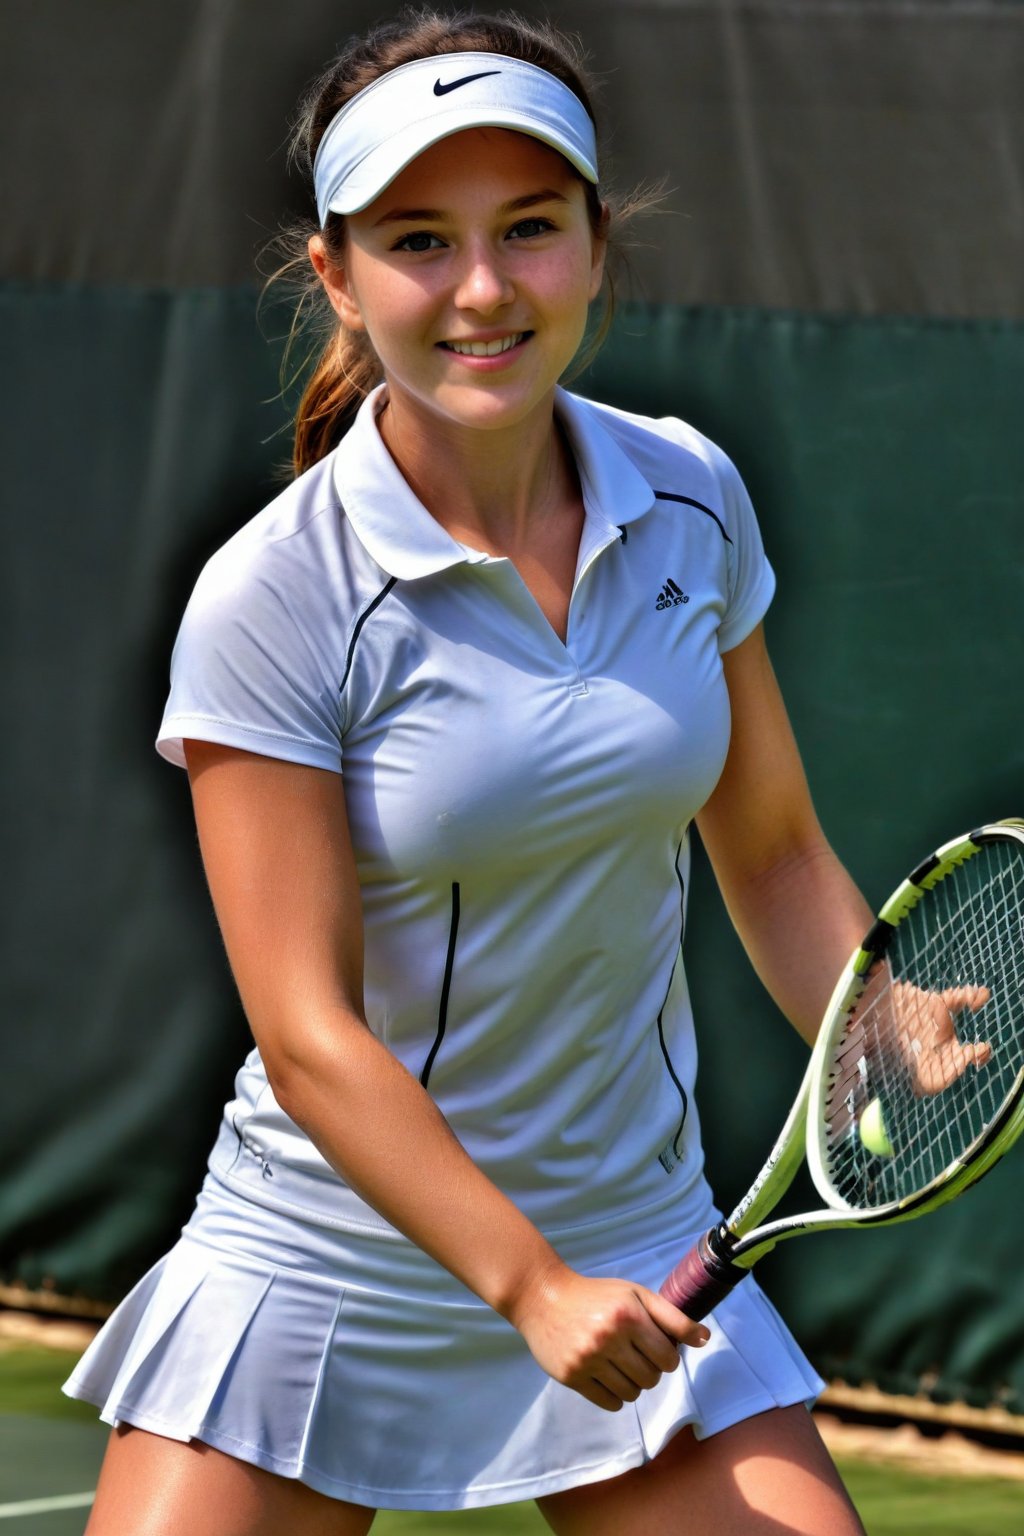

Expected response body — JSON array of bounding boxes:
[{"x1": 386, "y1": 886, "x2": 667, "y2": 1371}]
[{"x1": 438, "y1": 332, "x2": 531, "y2": 357}]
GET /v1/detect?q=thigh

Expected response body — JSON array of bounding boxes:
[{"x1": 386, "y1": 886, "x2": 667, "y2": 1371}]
[
  {"x1": 85, "y1": 1424, "x2": 376, "y2": 1536},
  {"x1": 537, "y1": 1405, "x2": 865, "y2": 1536}
]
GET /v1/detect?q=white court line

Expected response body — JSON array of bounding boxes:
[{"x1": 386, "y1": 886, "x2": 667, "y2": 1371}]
[{"x1": 0, "y1": 1492, "x2": 95, "y2": 1518}]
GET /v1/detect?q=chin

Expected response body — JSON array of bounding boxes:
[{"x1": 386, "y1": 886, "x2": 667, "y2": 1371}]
[{"x1": 436, "y1": 383, "x2": 559, "y2": 432}]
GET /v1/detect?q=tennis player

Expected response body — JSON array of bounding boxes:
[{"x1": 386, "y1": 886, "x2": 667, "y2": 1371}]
[{"x1": 67, "y1": 9, "x2": 871, "y2": 1533}]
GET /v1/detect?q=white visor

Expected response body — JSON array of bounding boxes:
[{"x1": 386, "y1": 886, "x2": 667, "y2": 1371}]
[{"x1": 313, "y1": 52, "x2": 599, "y2": 224}]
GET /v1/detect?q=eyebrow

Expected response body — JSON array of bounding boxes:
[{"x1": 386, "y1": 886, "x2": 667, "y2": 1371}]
[{"x1": 372, "y1": 188, "x2": 571, "y2": 227}]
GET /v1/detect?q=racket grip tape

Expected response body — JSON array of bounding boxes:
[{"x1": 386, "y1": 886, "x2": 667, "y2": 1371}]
[{"x1": 659, "y1": 1230, "x2": 745, "y2": 1321}]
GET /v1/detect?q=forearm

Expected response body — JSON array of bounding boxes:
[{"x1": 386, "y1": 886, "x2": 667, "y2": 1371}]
[
  {"x1": 268, "y1": 1018, "x2": 563, "y2": 1322},
  {"x1": 717, "y1": 837, "x2": 872, "y2": 1046}
]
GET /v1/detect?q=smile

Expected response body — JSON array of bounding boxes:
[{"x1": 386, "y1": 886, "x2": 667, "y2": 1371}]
[{"x1": 441, "y1": 333, "x2": 529, "y2": 357}]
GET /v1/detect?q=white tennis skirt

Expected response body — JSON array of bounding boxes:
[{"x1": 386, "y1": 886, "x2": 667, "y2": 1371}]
[{"x1": 64, "y1": 1174, "x2": 823, "y2": 1511}]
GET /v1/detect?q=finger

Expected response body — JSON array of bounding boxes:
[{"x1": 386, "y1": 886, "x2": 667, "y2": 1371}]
[
  {"x1": 916, "y1": 1037, "x2": 993, "y2": 1094},
  {"x1": 942, "y1": 1039, "x2": 993, "y2": 1080},
  {"x1": 629, "y1": 1315, "x2": 690, "y2": 1373},
  {"x1": 592, "y1": 1362, "x2": 643, "y2": 1404},
  {"x1": 581, "y1": 1379, "x2": 625, "y2": 1412},
  {"x1": 635, "y1": 1286, "x2": 712, "y2": 1351},
  {"x1": 941, "y1": 985, "x2": 992, "y2": 1015},
  {"x1": 610, "y1": 1343, "x2": 665, "y2": 1392}
]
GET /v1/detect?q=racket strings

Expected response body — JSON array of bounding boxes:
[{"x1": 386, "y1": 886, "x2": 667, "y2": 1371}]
[{"x1": 823, "y1": 842, "x2": 1024, "y2": 1209}]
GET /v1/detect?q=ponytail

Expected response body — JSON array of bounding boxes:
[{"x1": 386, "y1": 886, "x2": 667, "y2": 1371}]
[
  {"x1": 292, "y1": 326, "x2": 381, "y2": 479},
  {"x1": 260, "y1": 207, "x2": 383, "y2": 478}
]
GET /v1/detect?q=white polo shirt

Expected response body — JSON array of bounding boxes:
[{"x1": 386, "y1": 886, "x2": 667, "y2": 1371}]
[{"x1": 158, "y1": 386, "x2": 775, "y2": 1240}]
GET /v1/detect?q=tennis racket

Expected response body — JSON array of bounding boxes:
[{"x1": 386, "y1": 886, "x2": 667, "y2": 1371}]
[{"x1": 661, "y1": 819, "x2": 1024, "y2": 1319}]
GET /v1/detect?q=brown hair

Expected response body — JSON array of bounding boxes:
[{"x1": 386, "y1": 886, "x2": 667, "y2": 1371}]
[{"x1": 268, "y1": 7, "x2": 642, "y2": 477}]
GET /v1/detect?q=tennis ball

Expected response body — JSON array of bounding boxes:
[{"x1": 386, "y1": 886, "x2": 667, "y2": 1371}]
[{"x1": 859, "y1": 1097, "x2": 894, "y2": 1158}]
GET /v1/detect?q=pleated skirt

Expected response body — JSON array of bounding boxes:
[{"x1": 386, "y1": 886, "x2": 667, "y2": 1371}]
[{"x1": 63, "y1": 1174, "x2": 823, "y2": 1511}]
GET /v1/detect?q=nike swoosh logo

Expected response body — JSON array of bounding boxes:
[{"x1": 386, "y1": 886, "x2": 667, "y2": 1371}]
[{"x1": 433, "y1": 70, "x2": 501, "y2": 96}]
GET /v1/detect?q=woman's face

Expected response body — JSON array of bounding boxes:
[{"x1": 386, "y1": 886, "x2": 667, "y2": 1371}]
[{"x1": 317, "y1": 128, "x2": 606, "y2": 441}]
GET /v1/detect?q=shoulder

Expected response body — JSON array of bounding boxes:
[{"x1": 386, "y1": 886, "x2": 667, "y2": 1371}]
[
  {"x1": 195, "y1": 458, "x2": 342, "y2": 599},
  {"x1": 563, "y1": 393, "x2": 775, "y2": 649},
  {"x1": 562, "y1": 392, "x2": 755, "y2": 550},
  {"x1": 187, "y1": 453, "x2": 384, "y2": 630},
  {"x1": 159, "y1": 456, "x2": 374, "y2": 773}
]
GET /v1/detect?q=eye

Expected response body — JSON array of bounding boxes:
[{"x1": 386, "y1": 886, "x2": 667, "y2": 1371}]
[
  {"x1": 507, "y1": 217, "x2": 555, "y2": 240},
  {"x1": 392, "y1": 231, "x2": 445, "y2": 253}
]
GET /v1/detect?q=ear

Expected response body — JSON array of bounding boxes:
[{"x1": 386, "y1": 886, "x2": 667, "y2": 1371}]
[
  {"x1": 588, "y1": 203, "x2": 610, "y2": 302},
  {"x1": 308, "y1": 233, "x2": 365, "y2": 333}
]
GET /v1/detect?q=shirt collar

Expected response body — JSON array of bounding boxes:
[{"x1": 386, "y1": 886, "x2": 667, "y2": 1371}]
[
  {"x1": 554, "y1": 387, "x2": 655, "y2": 536},
  {"x1": 332, "y1": 385, "x2": 656, "y2": 580}
]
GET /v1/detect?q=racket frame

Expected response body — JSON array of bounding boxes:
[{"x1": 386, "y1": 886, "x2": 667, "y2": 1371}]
[
  {"x1": 805, "y1": 822, "x2": 1024, "y2": 1219},
  {"x1": 701, "y1": 821, "x2": 1024, "y2": 1276}
]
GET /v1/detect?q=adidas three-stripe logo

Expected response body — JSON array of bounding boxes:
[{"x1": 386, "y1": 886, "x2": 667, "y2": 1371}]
[{"x1": 655, "y1": 577, "x2": 689, "y2": 610}]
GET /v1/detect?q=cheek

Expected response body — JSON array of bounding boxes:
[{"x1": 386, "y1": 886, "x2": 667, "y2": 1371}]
[
  {"x1": 549, "y1": 239, "x2": 603, "y2": 305},
  {"x1": 551, "y1": 254, "x2": 601, "y2": 330},
  {"x1": 357, "y1": 271, "x2": 439, "y2": 350}
]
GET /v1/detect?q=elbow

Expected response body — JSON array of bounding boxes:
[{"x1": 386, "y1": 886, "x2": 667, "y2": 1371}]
[
  {"x1": 256, "y1": 1010, "x2": 364, "y2": 1129},
  {"x1": 264, "y1": 1051, "x2": 315, "y2": 1127},
  {"x1": 746, "y1": 833, "x2": 839, "y2": 892}
]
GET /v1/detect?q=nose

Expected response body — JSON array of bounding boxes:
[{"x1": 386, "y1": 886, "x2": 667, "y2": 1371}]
[{"x1": 453, "y1": 239, "x2": 515, "y2": 315}]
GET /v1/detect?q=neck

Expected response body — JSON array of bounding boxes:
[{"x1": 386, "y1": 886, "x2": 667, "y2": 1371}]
[{"x1": 376, "y1": 391, "x2": 578, "y2": 554}]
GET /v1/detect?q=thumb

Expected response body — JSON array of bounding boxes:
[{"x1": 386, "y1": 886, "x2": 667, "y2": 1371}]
[{"x1": 635, "y1": 1285, "x2": 711, "y2": 1347}]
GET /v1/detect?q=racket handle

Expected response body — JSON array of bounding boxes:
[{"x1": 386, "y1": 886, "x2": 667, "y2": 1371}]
[{"x1": 660, "y1": 1229, "x2": 745, "y2": 1320}]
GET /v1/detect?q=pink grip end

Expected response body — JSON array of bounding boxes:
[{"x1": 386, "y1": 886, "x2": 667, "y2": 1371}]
[{"x1": 660, "y1": 1230, "x2": 744, "y2": 1320}]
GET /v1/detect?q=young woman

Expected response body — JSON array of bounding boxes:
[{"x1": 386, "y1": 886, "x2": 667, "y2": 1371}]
[{"x1": 66, "y1": 9, "x2": 872, "y2": 1532}]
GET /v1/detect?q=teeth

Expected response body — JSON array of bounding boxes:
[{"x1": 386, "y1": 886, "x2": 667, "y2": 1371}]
[{"x1": 447, "y1": 334, "x2": 524, "y2": 357}]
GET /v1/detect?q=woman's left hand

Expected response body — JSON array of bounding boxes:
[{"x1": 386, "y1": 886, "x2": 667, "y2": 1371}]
[{"x1": 887, "y1": 979, "x2": 992, "y2": 1096}]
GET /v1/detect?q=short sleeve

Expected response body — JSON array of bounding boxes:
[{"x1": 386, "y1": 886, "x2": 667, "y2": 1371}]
[
  {"x1": 156, "y1": 544, "x2": 343, "y2": 774},
  {"x1": 712, "y1": 448, "x2": 776, "y2": 653}
]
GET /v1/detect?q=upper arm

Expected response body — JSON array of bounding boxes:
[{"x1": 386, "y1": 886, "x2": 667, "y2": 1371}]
[
  {"x1": 184, "y1": 740, "x2": 366, "y2": 1087},
  {"x1": 696, "y1": 624, "x2": 827, "y2": 899}
]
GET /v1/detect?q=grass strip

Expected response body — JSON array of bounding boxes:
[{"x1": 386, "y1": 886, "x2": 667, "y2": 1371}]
[{"x1": 5, "y1": 1347, "x2": 1024, "y2": 1534}]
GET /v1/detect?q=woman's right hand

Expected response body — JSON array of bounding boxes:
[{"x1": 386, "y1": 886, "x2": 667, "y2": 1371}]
[{"x1": 508, "y1": 1261, "x2": 710, "y2": 1411}]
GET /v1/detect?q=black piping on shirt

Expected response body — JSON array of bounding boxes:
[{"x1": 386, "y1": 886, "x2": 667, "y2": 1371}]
[
  {"x1": 653, "y1": 491, "x2": 733, "y2": 546},
  {"x1": 339, "y1": 577, "x2": 399, "y2": 696},
  {"x1": 420, "y1": 882, "x2": 461, "y2": 1089},
  {"x1": 655, "y1": 846, "x2": 689, "y2": 1160}
]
